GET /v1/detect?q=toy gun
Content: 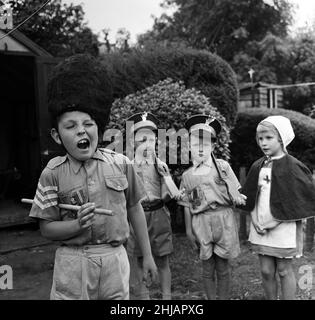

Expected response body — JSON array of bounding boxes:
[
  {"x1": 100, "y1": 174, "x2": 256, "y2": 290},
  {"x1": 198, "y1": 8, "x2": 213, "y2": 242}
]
[{"x1": 21, "y1": 198, "x2": 113, "y2": 216}]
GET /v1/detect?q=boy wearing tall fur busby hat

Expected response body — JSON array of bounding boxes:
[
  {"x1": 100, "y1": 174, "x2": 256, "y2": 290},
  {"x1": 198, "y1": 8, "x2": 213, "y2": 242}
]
[
  {"x1": 126, "y1": 111, "x2": 180, "y2": 300},
  {"x1": 177, "y1": 114, "x2": 246, "y2": 300},
  {"x1": 29, "y1": 54, "x2": 157, "y2": 300}
]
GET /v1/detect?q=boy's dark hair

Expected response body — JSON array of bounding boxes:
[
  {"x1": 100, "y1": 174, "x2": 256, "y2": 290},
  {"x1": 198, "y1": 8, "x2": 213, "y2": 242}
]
[{"x1": 48, "y1": 54, "x2": 113, "y2": 133}]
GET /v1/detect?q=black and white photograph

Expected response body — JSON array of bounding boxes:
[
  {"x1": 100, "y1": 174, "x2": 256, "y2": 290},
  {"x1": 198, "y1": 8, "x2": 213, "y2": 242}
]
[{"x1": 1, "y1": 0, "x2": 315, "y2": 303}]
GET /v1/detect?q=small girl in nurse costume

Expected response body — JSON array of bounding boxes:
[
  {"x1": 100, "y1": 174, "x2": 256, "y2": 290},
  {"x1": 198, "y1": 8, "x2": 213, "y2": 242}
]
[{"x1": 241, "y1": 115, "x2": 315, "y2": 300}]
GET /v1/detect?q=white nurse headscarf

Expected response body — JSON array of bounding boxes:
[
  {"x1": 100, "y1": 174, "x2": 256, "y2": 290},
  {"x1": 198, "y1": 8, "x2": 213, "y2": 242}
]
[{"x1": 259, "y1": 115, "x2": 295, "y2": 152}]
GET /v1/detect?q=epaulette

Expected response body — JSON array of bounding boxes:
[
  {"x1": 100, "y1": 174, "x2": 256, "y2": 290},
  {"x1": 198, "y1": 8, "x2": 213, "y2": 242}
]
[
  {"x1": 46, "y1": 156, "x2": 67, "y2": 170},
  {"x1": 99, "y1": 147, "x2": 116, "y2": 155},
  {"x1": 98, "y1": 148, "x2": 128, "y2": 168},
  {"x1": 182, "y1": 166, "x2": 193, "y2": 178}
]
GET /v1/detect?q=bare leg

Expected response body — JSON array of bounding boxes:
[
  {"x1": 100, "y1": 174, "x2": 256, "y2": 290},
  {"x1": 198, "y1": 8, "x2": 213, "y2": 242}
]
[
  {"x1": 155, "y1": 255, "x2": 172, "y2": 300},
  {"x1": 134, "y1": 257, "x2": 150, "y2": 300},
  {"x1": 215, "y1": 255, "x2": 231, "y2": 300},
  {"x1": 202, "y1": 256, "x2": 216, "y2": 300},
  {"x1": 259, "y1": 254, "x2": 278, "y2": 300},
  {"x1": 276, "y1": 258, "x2": 296, "y2": 300}
]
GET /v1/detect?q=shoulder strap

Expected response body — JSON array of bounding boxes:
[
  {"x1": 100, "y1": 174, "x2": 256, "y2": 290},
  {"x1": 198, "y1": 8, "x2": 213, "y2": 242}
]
[
  {"x1": 46, "y1": 156, "x2": 67, "y2": 170},
  {"x1": 211, "y1": 154, "x2": 234, "y2": 204}
]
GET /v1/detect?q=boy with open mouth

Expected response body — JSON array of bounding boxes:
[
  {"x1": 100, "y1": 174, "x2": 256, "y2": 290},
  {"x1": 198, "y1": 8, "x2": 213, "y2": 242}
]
[{"x1": 29, "y1": 54, "x2": 157, "y2": 300}]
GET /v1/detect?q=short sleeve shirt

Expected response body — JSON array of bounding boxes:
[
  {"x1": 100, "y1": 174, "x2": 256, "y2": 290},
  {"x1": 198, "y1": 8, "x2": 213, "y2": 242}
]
[
  {"x1": 29, "y1": 148, "x2": 145, "y2": 246},
  {"x1": 133, "y1": 157, "x2": 170, "y2": 202},
  {"x1": 178, "y1": 159, "x2": 241, "y2": 215}
]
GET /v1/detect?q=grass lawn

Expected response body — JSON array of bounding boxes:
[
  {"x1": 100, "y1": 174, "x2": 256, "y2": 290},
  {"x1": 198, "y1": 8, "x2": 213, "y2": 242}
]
[
  {"x1": 0, "y1": 228, "x2": 314, "y2": 300},
  {"x1": 131, "y1": 234, "x2": 315, "y2": 300}
]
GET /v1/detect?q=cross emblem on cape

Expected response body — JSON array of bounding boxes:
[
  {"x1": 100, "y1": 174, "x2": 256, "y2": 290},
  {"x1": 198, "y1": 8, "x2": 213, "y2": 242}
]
[{"x1": 263, "y1": 175, "x2": 271, "y2": 184}]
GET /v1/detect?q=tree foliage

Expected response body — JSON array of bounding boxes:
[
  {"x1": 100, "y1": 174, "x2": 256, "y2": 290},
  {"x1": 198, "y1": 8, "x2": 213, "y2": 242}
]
[
  {"x1": 101, "y1": 46, "x2": 238, "y2": 126},
  {"x1": 139, "y1": 0, "x2": 293, "y2": 62},
  {"x1": 138, "y1": 0, "x2": 315, "y2": 118},
  {"x1": 232, "y1": 30, "x2": 315, "y2": 114},
  {"x1": 9, "y1": 0, "x2": 99, "y2": 57}
]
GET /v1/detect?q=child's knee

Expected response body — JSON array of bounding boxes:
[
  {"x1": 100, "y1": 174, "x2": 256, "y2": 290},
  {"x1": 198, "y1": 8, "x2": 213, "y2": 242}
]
[
  {"x1": 215, "y1": 256, "x2": 230, "y2": 275},
  {"x1": 216, "y1": 266, "x2": 230, "y2": 279},
  {"x1": 278, "y1": 268, "x2": 289, "y2": 278},
  {"x1": 277, "y1": 264, "x2": 292, "y2": 278},
  {"x1": 261, "y1": 266, "x2": 276, "y2": 279},
  {"x1": 201, "y1": 258, "x2": 215, "y2": 280},
  {"x1": 155, "y1": 255, "x2": 169, "y2": 270},
  {"x1": 202, "y1": 267, "x2": 215, "y2": 280}
]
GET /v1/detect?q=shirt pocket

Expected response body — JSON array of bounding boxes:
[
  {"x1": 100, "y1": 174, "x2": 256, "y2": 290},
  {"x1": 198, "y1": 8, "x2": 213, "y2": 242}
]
[
  {"x1": 58, "y1": 186, "x2": 88, "y2": 219},
  {"x1": 202, "y1": 179, "x2": 230, "y2": 206},
  {"x1": 104, "y1": 175, "x2": 129, "y2": 203}
]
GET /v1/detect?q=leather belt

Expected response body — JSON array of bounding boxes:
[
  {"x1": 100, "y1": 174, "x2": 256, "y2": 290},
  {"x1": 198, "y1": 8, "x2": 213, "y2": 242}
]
[{"x1": 141, "y1": 199, "x2": 164, "y2": 211}]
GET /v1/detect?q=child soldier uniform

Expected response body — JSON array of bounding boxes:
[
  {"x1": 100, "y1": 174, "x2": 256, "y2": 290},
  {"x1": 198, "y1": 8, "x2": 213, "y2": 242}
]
[
  {"x1": 126, "y1": 112, "x2": 174, "y2": 300},
  {"x1": 178, "y1": 115, "x2": 246, "y2": 300},
  {"x1": 29, "y1": 54, "x2": 157, "y2": 300}
]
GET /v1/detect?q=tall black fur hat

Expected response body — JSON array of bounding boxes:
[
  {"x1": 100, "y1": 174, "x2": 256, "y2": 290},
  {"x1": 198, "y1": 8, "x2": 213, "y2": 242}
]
[{"x1": 48, "y1": 54, "x2": 113, "y2": 131}]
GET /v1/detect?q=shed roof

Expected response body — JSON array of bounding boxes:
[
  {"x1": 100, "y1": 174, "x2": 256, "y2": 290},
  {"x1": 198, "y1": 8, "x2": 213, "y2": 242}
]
[
  {"x1": 239, "y1": 82, "x2": 279, "y2": 91},
  {"x1": 0, "y1": 29, "x2": 52, "y2": 57}
]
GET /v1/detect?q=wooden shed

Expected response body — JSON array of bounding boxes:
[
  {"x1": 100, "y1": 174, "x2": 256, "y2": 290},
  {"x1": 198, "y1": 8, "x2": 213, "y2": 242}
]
[
  {"x1": 238, "y1": 82, "x2": 283, "y2": 110},
  {"x1": 0, "y1": 29, "x2": 59, "y2": 227}
]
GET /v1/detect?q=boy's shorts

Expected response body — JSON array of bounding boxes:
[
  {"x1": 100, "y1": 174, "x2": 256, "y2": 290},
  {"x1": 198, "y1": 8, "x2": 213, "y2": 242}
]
[
  {"x1": 127, "y1": 206, "x2": 173, "y2": 257},
  {"x1": 192, "y1": 208, "x2": 240, "y2": 260},
  {"x1": 50, "y1": 244, "x2": 129, "y2": 300}
]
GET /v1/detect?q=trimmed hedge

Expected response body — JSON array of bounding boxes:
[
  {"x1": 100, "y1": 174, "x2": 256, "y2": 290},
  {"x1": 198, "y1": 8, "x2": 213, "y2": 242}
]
[
  {"x1": 108, "y1": 78, "x2": 231, "y2": 172},
  {"x1": 230, "y1": 108, "x2": 315, "y2": 172},
  {"x1": 100, "y1": 46, "x2": 238, "y2": 126}
]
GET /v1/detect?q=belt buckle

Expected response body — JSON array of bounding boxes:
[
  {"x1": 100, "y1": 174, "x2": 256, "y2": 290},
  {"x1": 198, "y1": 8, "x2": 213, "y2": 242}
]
[{"x1": 208, "y1": 202, "x2": 219, "y2": 210}]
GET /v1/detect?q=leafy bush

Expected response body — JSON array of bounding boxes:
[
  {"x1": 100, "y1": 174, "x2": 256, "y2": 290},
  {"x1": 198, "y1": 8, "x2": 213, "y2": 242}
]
[
  {"x1": 230, "y1": 108, "x2": 315, "y2": 172},
  {"x1": 108, "y1": 78, "x2": 231, "y2": 174},
  {"x1": 101, "y1": 46, "x2": 238, "y2": 126}
]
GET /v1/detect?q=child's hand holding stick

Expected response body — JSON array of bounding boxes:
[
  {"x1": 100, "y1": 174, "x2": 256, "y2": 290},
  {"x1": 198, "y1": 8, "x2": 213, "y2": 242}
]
[{"x1": 21, "y1": 198, "x2": 113, "y2": 216}]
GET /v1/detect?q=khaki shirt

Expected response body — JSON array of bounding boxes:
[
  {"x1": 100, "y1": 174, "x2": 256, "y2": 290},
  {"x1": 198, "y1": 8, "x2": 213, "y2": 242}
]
[
  {"x1": 178, "y1": 159, "x2": 241, "y2": 215},
  {"x1": 29, "y1": 148, "x2": 145, "y2": 246},
  {"x1": 133, "y1": 156, "x2": 170, "y2": 203}
]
